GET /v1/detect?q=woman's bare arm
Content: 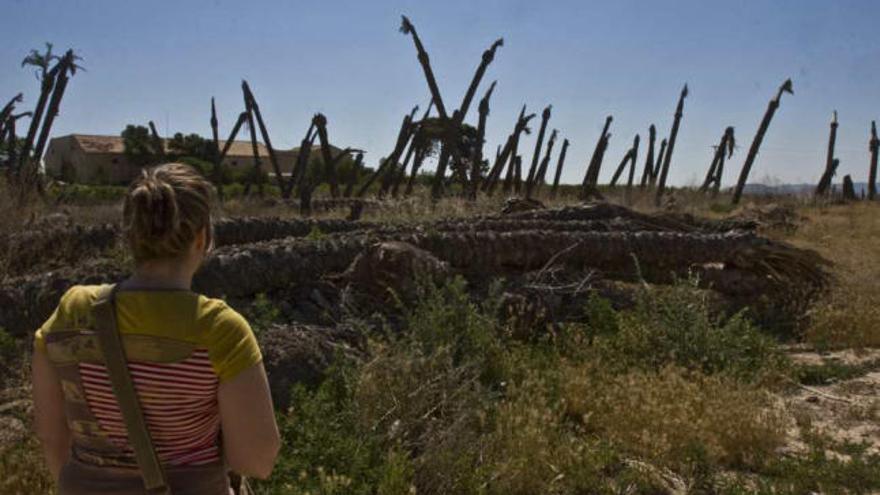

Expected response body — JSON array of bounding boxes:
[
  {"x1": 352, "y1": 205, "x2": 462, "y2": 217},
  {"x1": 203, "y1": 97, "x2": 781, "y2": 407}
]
[
  {"x1": 218, "y1": 363, "x2": 280, "y2": 479},
  {"x1": 32, "y1": 350, "x2": 72, "y2": 480}
]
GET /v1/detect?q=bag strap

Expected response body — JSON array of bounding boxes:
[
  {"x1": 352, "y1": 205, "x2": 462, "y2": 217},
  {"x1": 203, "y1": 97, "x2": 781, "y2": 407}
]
[{"x1": 92, "y1": 284, "x2": 171, "y2": 495}]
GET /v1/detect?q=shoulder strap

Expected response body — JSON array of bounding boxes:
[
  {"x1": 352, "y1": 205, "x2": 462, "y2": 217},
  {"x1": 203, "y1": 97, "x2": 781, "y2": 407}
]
[{"x1": 92, "y1": 284, "x2": 171, "y2": 495}]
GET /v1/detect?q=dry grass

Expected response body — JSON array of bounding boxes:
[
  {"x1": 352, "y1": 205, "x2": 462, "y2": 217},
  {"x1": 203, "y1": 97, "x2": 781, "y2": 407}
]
[{"x1": 783, "y1": 202, "x2": 880, "y2": 348}]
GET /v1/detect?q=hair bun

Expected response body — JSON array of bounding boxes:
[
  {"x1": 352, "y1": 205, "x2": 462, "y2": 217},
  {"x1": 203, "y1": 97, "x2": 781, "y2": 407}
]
[{"x1": 122, "y1": 163, "x2": 214, "y2": 262}]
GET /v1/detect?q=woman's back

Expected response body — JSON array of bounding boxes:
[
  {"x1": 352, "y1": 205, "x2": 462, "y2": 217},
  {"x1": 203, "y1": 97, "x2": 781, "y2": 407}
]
[{"x1": 37, "y1": 285, "x2": 261, "y2": 470}]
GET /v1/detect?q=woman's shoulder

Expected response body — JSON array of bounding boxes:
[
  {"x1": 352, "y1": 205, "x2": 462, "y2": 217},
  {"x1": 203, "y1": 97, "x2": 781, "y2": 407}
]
[
  {"x1": 55, "y1": 284, "x2": 113, "y2": 320},
  {"x1": 194, "y1": 295, "x2": 261, "y2": 382}
]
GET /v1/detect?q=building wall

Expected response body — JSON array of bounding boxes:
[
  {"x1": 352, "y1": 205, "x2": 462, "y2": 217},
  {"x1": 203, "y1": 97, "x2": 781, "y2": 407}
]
[{"x1": 45, "y1": 136, "x2": 299, "y2": 184}]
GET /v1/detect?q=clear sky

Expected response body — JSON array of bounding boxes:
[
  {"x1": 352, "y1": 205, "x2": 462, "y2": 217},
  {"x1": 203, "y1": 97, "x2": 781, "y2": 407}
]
[{"x1": 2, "y1": 0, "x2": 879, "y2": 186}]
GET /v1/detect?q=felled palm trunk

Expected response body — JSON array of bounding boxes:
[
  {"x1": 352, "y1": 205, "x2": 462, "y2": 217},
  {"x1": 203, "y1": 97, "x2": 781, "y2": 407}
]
[
  {"x1": 732, "y1": 78, "x2": 793, "y2": 204},
  {"x1": 1, "y1": 226, "x2": 827, "y2": 336},
  {"x1": 550, "y1": 138, "x2": 569, "y2": 199},
  {"x1": 639, "y1": 125, "x2": 656, "y2": 187},
  {"x1": 525, "y1": 105, "x2": 552, "y2": 197},
  {"x1": 243, "y1": 82, "x2": 287, "y2": 193},
  {"x1": 869, "y1": 121, "x2": 879, "y2": 200},
  {"x1": 655, "y1": 84, "x2": 688, "y2": 206},
  {"x1": 815, "y1": 112, "x2": 839, "y2": 197}
]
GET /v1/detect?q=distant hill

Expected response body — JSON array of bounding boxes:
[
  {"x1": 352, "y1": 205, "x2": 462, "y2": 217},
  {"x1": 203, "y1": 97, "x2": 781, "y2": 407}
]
[{"x1": 743, "y1": 181, "x2": 872, "y2": 197}]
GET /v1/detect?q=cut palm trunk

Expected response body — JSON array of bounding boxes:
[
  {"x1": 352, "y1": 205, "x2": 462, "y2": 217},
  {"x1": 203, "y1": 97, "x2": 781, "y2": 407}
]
[
  {"x1": 582, "y1": 115, "x2": 613, "y2": 191},
  {"x1": 732, "y1": 78, "x2": 793, "y2": 204},
  {"x1": 869, "y1": 121, "x2": 879, "y2": 200},
  {"x1": 243, "y1": 81, "x2": 287, "y2": 193},
  {"x1": 639, "y1": 125, "x2": 656, "y2": 187},
  {"x1": 531, "y1": 129, "x2": 558, "y2": 198},
  {"x1": 550, "y1": 138, "x2": 569, "y2": 199},
  {"x1": 655, "y1": 84, "x2": 688, "y2": 206},
  {"x1": 815, "y1": 111, "x2": 839, "y2": 197},
  {"x1": 525, "y1": 105, "x2": 552, "y2": 197}
]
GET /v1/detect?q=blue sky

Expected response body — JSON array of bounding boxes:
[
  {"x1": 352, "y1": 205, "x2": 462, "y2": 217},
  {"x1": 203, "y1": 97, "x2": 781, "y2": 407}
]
[{"x1": 2, "y1": 0, "x2": 879, "y2": 185}]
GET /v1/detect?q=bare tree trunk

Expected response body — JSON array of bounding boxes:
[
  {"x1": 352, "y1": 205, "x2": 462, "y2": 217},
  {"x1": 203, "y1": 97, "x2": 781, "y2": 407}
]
[
  {"x1": 400, "y1": 16, "x2": 449, "y2": 119},
  {"x1": 289, "y1": 122, "x2": 317, "y2": 199},
  {"x1": 610, "y1": 150, "x2": 633, "y2": 186},
  {"x1": 815, "y1": 158, "x2": 839, "y2": 197},
  {"x1": 18, "y1": 70, "x2": 57, "y2": 174},
  {"x1": 488, "y1": 106, "x2": 534, "y2": 195},
  {"x1": 869, "y1": 121, "x2": 879, "y2": 200},
  {"x1": 532, "y1": 129, "x2": 558, "y2": 197},
  {"x1": 405, "y1": 147, "x2": 428, "y2": 197},
  {"x1": 625, "y1": 134, "x2": 640, "y2": 190},
  {"x1": 311, "y1": 113, "x2": 341, "y2": 198},
  {"x1": 525, "y1": 105, "x2": 552, "y2": 198},
  {"x1": 243, "y1": 82, "x2": 286, "y2": 193},
  {"x1": 655, "y1": 84, "x2": 688, "y2": 206},
  {"x1": 358, "y1": 114, "x2": 413, "y2": 197},
  {"x1": 732, "y1": 78, "x2": 793, "y2": 204},
  {"x1": 468, "y1": 81, "x2": 496, "y2": 200},
  {"x1": 242, "y1": 104, "x2": 263, "y2": 197},
  {"x1": 842, "y1": 174, "x2": 857, "y2": 201},
  {"x1": 513, "y1": 155, "x2": 523, "y2": 194},
  {"x1": 550, "y1": 138, "x2": 569, "y2": 199},
  {"x1": 582, "y1": 116, "x2": 613, "y2": 190},
  {"x1": 458, "y1": 40, "x2": 503, "y2": 119},
  {"x1": 639, "y1": 125, "x2": 656, "y2": 187},
  {"x1": 815, "y1": 112, "x2": 840, "y2": 197},
  {"x1": 651, "y1": 138, "x2": 667, "y2": 186},
  {"x1": 147, "y1": 121, "x2": 165, "y2": 162},
  {"x1": 209, "y1": 98, "x2": 225, "y2": 201}
]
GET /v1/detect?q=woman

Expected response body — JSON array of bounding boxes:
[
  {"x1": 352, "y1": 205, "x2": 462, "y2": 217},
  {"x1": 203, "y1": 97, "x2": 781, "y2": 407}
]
[{"x1": 31, "y1": 163, "x2": 280, "y2": 494}]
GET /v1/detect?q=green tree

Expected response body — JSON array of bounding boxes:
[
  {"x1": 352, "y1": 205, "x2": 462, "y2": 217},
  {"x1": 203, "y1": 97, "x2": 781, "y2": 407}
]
[{"x1": 121, "y1": 125, "x2": 159, "y2": 167}]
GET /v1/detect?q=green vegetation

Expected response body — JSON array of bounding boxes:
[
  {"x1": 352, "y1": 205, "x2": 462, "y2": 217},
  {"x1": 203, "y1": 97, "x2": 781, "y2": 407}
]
[{"x1": 250, "y1": 277, "x2": 879, "y2": 494}]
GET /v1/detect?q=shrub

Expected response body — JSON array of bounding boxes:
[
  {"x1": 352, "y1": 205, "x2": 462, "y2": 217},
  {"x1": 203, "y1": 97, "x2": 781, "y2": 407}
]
[{"x1": 594, "y1": 281, "x2": 789, "y2": 383}]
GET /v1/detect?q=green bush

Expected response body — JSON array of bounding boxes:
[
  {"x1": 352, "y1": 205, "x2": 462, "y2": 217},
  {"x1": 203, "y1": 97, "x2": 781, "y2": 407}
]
[{"x1": 594, "y1": 280, "x2": 789, "y2": 383}]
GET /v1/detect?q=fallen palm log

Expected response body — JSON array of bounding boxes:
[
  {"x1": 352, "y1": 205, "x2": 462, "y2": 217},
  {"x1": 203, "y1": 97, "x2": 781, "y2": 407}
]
[
  {"x1": 498, "y1": 202, "x2": 758, "y2": 232},
  {"x1": 0, "y1": 228, "x2": 826, "y2": 337}
]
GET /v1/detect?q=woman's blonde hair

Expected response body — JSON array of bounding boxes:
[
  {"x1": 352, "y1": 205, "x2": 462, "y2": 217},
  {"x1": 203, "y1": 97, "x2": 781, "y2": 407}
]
[{"x1": 122, "y1": 163, "x2": 215, "y2": 262}]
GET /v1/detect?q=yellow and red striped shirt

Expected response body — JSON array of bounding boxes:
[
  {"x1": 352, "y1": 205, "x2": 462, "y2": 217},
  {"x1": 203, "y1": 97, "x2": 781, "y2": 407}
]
[{"x1": 35, "y1": 285, "x2": 262, "y2": 467}]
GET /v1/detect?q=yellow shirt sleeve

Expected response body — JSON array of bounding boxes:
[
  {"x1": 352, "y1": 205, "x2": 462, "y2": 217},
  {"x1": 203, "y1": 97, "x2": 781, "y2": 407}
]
[
  {"x1": 34, "y1": 285, "x2": 92, "y2": 353},
  {"x1": 207, "y1": 302, "x2": 262, "y2": 383}
]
